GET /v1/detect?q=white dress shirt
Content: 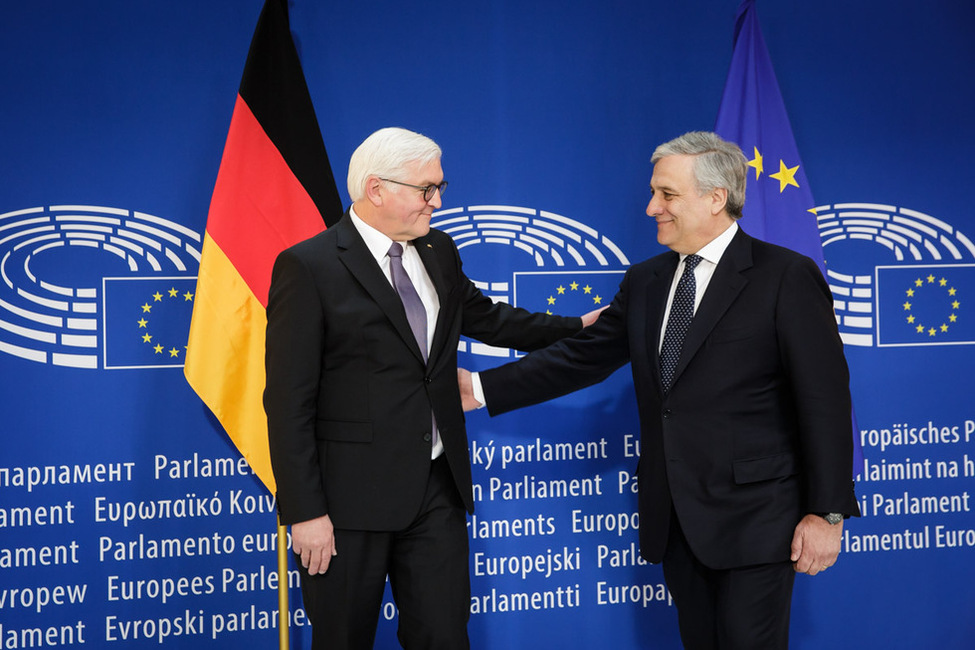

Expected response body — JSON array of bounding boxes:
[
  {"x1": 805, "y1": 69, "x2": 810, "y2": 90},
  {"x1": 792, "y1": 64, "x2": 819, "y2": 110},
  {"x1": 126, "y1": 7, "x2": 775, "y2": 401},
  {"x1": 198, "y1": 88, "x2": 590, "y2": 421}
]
[
  {"x1": 471, "y1": 221, "x2": 740, "y2": 406},
  {"x1": 349, "y1": 206, "x2": 443, "y2": 459},
  {"x1": 658, "y1": 221, "x2": 738, "y2": 351}
]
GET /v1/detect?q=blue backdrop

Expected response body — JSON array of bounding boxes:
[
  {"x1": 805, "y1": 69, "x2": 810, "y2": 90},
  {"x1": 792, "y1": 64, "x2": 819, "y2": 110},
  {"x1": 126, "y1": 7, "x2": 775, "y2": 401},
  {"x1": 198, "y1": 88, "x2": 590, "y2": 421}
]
[{"x1": 2, "y1": 1, "x2": 974, "y2": 648}]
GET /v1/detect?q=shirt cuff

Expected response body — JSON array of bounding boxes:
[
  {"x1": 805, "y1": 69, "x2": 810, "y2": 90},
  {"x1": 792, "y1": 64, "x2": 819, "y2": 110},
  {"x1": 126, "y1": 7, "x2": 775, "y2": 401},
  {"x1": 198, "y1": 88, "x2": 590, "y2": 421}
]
[{"x1": 471, "y1": 372, "x2": 487, "y2": 409}]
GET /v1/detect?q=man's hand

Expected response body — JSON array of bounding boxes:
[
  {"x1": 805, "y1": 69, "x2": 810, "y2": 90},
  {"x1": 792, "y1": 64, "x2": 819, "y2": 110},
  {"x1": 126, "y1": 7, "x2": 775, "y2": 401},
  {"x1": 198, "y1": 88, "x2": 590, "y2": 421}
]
[
  {"x1": 791, "y1": 514, "x2": 842, "y2": 576},
  {"x1": 458, "y1": 368, "x2": 482, "y2": 411},
  {"x1": 292, "y1": 514, "x2": 337, "y2": 575},
  {"x1": 581, "y1": 305, "x2": 609, "y2": 327}
]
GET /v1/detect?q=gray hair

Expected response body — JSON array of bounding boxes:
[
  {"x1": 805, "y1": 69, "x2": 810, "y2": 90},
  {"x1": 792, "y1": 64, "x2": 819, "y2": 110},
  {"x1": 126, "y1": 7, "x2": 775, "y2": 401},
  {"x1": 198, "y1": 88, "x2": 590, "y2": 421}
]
[
  {"x1": 651, "y1": 131, "x2": 747, "y2": 219},
  {"x1": 347, "y1": 127, "x2": 442, "y2": 202}
]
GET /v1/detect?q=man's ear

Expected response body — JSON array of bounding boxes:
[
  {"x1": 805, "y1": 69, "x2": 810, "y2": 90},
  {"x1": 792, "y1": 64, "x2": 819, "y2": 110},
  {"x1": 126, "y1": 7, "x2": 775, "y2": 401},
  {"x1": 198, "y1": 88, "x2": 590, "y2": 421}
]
[
  {"x1": 364, "y1": 176, "x2": 384, "y2": 206},
  {"x1": 710, "y1": 187, "x2": 728, "y2": 216}
]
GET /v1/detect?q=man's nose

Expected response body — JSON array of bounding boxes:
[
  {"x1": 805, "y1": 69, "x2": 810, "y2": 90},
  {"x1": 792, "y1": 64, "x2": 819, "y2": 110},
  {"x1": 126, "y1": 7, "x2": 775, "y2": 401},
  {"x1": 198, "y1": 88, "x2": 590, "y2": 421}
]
[{"x1": 646, "y1": 198, "x2": 660, "y2": 217}]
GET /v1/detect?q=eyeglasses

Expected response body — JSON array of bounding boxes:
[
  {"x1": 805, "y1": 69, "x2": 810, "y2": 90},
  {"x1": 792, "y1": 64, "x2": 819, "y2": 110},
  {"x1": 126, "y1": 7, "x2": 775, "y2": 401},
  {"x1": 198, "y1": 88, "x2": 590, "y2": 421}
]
[{"x1": 379, "y1": 178, "x2": 448, "y2": 202}]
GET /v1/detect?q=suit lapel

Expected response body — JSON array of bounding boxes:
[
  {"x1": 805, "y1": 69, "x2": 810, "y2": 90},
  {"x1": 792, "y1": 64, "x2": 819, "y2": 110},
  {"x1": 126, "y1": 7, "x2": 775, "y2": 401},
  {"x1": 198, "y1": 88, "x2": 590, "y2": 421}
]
[
  {"x1": 334, "y1": 215, "x2": 427, "y2": 364},
  {"x1": 414, "y1": 234, "x2": 451, "y2": 366},
  {"x1": 672, "y1": 228, "x2": 753, "y2": 385}
]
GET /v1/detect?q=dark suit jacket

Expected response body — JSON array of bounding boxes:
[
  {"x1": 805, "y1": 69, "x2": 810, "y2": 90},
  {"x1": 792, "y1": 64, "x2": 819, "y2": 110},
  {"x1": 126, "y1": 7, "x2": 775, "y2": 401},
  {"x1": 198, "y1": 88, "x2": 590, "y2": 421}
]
[
  {"x1": 481, "y1": 227, "x2": 859, "y2": 569},
  {"x1": 264, "y1": 212, "x2": 581, "y2": 531}
]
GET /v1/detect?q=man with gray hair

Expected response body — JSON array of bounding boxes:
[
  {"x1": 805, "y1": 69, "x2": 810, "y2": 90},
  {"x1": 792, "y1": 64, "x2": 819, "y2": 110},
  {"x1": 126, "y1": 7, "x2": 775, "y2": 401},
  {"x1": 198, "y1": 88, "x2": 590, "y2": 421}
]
[
  {"x1": 265, "y1": 127, "x2": 599, "y2": 648},
  {"x1": 460, "y1": 131, "x2": 859, "y2": 648}
]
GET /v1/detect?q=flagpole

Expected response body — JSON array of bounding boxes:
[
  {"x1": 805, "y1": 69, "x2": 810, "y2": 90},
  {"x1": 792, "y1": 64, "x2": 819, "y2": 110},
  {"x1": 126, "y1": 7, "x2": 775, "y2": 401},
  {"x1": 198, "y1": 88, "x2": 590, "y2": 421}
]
[
  {"x1": 184, "y1": 2, "x2": 344, "y2": 646},
  {"x1": 278, "y1": 518, "x2": 290, "y2": 649}
]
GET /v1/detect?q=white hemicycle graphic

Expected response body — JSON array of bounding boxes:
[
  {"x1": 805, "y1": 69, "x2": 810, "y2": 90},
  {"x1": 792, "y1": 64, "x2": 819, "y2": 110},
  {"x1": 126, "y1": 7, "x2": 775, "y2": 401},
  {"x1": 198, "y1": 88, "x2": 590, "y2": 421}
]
[
  {"x1": 817, "y1": 202, "x2": 975, "y2": 347},
  {"x1": 432, "y1": 205, "x2": 630, "y2": 358},
  {"x1": 0, "y1": 205, "x2": 201, "y2": 368}
]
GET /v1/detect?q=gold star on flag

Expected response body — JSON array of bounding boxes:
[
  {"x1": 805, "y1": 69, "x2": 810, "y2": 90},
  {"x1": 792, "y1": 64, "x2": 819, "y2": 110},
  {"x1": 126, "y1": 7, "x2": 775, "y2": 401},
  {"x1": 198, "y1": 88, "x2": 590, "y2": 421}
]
[
  {"x1": 583, "y1": 285, "x2": 592, "y2": 294},
  {"x1": 154, "y1": 344, "x2": 164, "y2": 354},
  {"x1": 747, "y1": 147, "x2": 763, "y2": 180},
  {"x1": 142, "y1": 333, "x2": 152, "y2": 343},
  {"x1": 141, "y1": 303, "x2": 152, "y2": 313},
  {"x1": 169, "y1": 287, "x2": 179, "y2": 297},
  {"x1": 138, "y1": 318, "x2": 148, "y2": 328},
  {"x1": 769, "y1": 160, "x2": 800, "y2": 193},
  {"x1": 169, "y1": 347, "x2": 180, "y2": 357},
  {"x1": 570, "y1": 282, "x2": 579, "y2": 291},
  {"x1": 547, "y1": 295, "x2": 556, "y2": 305},
  {"x1": 557, "y1": 285, "x2": 566, "y2": 295},
  {"x1": 153, "y1": 292, "x2": 163, "y2": 302},
  {"x1": 183, "y1": 291, "x2": 194, "y2": 301},
  {"x1": 594, "y1": 295, "x2": 602, "y2": 304}
]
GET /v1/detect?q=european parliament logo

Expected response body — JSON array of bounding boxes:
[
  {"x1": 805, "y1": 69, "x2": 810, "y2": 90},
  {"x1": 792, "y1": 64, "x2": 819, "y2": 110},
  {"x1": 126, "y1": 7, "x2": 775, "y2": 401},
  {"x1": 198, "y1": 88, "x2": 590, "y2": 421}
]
[
  {"x1": 818, "y1": 203, "x2": 975, "y2": 347},
  {"x1": 431, "y1": 205, "x2": 629, "y2": 359},
  {"x1": 0, "y1": 205, "x2": 200, "y2": 369}
]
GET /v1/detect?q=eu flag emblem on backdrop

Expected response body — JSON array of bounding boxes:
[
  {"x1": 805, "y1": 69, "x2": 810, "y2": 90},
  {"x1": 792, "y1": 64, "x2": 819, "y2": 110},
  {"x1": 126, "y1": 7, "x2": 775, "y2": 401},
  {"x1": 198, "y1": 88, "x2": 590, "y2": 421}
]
[
  {"x1": 103, "y1": 277, "x2": 197, "y2": 368},
  {"x1": 876, "y1": 265, "x2": 975, "y2": 346},
  {"x1": 514, "y1": 271, "x2": 624, "y2": 316}
]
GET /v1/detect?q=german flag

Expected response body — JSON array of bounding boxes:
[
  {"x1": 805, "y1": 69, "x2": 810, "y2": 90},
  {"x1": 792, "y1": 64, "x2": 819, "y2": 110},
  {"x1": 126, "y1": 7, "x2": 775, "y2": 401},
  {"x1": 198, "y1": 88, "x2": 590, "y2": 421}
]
[{"x1": 185, "y1": 0, "x2": 343, "y2": 493}]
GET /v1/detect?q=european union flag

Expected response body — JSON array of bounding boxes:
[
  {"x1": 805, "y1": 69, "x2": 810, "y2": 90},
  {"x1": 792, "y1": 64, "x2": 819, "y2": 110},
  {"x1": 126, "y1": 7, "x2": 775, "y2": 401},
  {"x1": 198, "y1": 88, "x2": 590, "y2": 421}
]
[
  {"x1": 103, "y1": 277, "x2": 197, "y2": 369},
  {"x1": 513, "y1": 271, "x2": 624, "y2": 316},
  {"x1": 714, "y1": 0, "x2": 824, "y2": 273},
  {"x1": 713, "y1": 0, "x2": 863, "y2": 474},
  {"x1": 876, "y1": 265, "x2": 975, "y2": 346}
]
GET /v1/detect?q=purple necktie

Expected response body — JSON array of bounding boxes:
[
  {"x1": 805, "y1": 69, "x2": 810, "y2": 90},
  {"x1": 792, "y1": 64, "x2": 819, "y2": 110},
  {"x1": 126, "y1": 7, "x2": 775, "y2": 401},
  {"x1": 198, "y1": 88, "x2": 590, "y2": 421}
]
[
  {"x1": 388, "y1": 242, "x2": 438, "y2": 449},
  {"x1": 659, "y1": 254, "x2": 702, "y2": 393},
  {"x1": 388, "y1": 242, "x2": 428, "y2": 362}
]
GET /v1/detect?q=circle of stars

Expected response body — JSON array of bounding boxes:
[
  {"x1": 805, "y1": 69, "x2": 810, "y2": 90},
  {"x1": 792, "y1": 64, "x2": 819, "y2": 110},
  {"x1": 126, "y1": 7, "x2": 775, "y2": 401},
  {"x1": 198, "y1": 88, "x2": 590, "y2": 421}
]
[
  {"x1": 545, "y1": 280, "x2": 603, "y2": 314},
  {"x1": 137, "y1": 286, "x2": 195, "y2": 357},
  {"x1": 902, "y1": 274, "x2": 960, "y2": 338}
]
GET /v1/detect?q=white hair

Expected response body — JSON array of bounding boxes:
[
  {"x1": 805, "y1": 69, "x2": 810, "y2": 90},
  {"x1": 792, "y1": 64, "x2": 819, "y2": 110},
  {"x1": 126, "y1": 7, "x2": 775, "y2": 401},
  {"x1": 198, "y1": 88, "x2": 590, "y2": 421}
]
[
  {"x1": 651, "y1": 131, "x2": 748, "y2": 219},
  {"x1": 347, "y1": 127, "x2": 442, "y2": 201}
]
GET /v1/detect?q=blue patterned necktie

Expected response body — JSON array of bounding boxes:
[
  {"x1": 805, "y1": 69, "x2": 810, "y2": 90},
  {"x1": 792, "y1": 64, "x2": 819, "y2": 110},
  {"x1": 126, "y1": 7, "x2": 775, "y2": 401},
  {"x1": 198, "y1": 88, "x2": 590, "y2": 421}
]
[
  {"x1": 387, "y1": 242, "x2": 428, "y2": 362},
  {"x1": 659, "y1": 254, "x2": 702, "y2": 393}
]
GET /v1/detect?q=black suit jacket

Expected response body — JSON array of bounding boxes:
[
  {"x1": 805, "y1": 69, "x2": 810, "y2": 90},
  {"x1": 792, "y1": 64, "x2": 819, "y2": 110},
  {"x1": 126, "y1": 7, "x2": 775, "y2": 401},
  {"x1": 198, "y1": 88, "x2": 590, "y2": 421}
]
[
  {"x1": 481, "y1": 228, "x2": 859, "y2": 569},
  {"x1": 264, "y1": 212, "x2": 581, "y2": 531}
]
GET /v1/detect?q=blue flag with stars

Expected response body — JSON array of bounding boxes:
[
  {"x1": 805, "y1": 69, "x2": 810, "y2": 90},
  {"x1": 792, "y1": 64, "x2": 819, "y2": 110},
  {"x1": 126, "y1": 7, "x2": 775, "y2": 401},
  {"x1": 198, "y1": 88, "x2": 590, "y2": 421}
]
[
  {"x1": 103, "y1": 277, "x2": 197, "y2": 369},
  {"x1": 714, "y1": 0, "x2": 825, "y2": 274},
  {"x1": 876, "y1": 265, "x2": 975, "y2": 346},
  {"x1": 713, "y1": 0, "x2": 863, "y2": 475}
]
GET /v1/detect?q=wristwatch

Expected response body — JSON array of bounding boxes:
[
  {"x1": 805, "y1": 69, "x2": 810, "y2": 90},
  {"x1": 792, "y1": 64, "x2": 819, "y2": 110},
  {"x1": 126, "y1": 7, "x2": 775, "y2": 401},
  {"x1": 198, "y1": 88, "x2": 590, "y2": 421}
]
[{"x1": 820, "y1": 513, "x2": 843, "y2": 525}]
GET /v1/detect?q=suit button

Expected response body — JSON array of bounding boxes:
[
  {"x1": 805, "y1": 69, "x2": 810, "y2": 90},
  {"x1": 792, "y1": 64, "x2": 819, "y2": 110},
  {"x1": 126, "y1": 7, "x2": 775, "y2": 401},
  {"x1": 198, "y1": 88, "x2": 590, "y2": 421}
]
[
  {"x1": 662, "y1": 409, "x2": 672, "y2": 419},
  {"x1": 424, "y1": 376, "x2": 432, "y2": 384},
  {"x1": 423, "y1": 432, "x2": 432, "y2": 442}
]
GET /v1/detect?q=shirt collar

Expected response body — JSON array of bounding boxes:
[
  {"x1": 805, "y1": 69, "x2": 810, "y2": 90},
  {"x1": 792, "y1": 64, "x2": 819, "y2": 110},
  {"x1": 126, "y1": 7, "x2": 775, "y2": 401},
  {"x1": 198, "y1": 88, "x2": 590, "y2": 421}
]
[
  {"x1": 349, "y1": 205, "x2": 401, "y2": 264},
  {"x1": 687, "y1": 221, "x2": 738, "y2": 266}
]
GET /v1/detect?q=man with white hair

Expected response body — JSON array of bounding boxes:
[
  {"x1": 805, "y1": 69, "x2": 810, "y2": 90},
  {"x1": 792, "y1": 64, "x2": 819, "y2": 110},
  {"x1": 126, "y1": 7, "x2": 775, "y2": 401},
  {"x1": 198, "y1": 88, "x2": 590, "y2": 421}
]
[{"x1": 265, "y1": 127, "x2": 599, "y2": 648}]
